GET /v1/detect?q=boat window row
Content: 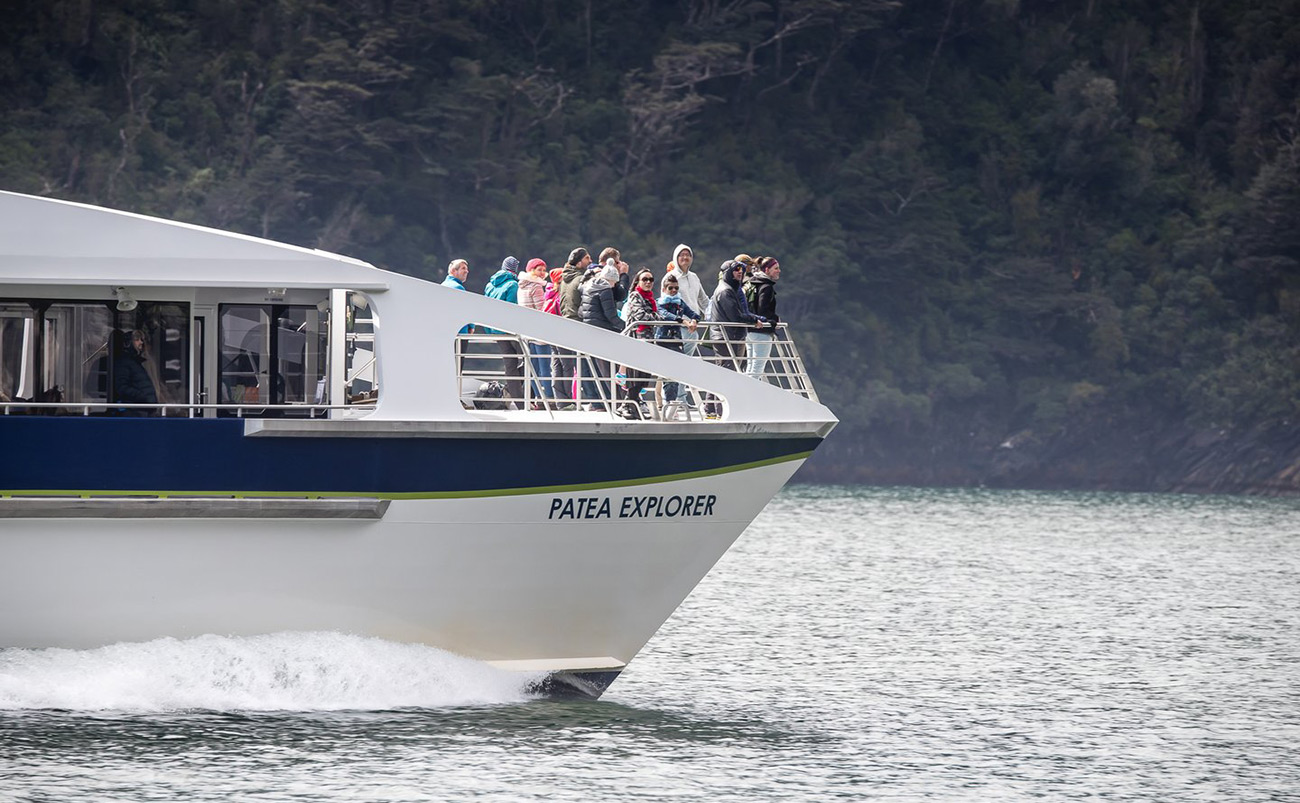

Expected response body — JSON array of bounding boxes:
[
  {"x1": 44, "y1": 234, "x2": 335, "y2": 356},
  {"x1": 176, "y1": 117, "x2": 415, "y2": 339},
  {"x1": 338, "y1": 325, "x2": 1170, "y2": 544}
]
[{"x1": 0, "y1": 294, "x2": 375, "y2": 417}]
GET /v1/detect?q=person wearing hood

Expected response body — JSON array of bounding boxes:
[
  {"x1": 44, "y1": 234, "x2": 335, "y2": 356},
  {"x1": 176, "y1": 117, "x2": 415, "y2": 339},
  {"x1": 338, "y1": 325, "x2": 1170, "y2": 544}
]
[
  {"x1": 666, "y1": 244, "x2": 707, "y2": 357},
  {"x1": 707, "y1": 259, "x2": 769, "y2": 371},
  {"x1": 553, "y1": 247, "x2": 593, "y2": 406},
  {"x1": 578, "y1": 259, "x2": 624, "y2": 409},
  {"x1": 518, "y1": 258, "x2": 554, "y2": 404},
  {"x1": 484, "y1": 256, "x2": 524, "y2": 406},
  {"x1": 743, "y1": 256, "x2": 782, "y2": 381}
]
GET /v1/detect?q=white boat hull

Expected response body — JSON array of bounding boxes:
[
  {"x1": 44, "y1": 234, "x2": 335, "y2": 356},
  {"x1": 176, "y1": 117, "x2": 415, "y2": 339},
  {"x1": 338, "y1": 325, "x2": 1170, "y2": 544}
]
[{"x1": 0, "y1": 458, "x2": 803, "y2": 684}]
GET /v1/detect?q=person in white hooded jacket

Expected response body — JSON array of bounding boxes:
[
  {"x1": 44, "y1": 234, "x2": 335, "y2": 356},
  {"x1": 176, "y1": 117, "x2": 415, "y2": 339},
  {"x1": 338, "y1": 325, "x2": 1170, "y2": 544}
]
[{"x1": 666, "y1": 244, "x2": 708, "y2": 357}]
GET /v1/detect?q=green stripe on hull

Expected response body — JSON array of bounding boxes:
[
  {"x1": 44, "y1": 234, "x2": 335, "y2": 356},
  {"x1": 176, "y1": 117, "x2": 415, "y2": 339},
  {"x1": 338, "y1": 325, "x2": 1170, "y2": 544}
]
[{"x1": 2, "y1": 450, "x2": 812, "y2": 501}]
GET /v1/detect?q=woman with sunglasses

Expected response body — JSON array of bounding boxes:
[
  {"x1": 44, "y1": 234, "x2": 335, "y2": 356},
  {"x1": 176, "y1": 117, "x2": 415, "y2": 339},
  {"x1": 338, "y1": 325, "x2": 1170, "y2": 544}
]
[{"x1": 620, "y1": 267, "x2": 670, "y2": 415}]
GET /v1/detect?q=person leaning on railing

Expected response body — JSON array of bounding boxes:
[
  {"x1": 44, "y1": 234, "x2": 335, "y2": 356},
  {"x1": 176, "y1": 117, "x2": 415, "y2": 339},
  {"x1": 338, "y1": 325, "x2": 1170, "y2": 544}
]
[
  {"x1": 655, "y1": 272, "x2": 701, "y2": 406},
  {"x1": 707, "y1": 259, "x2": 769, "y2": 372},
  {"x1": 743, "y1": 256, "x2": 781, "y2": 381},
  {"x1": 621, "y1": 267, "x2": 672, "y2": 411}
]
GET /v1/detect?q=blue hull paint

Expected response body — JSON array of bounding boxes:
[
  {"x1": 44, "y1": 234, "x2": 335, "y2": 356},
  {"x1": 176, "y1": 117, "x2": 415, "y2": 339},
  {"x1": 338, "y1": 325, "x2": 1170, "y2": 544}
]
[{"x1": 1, "y1": 417, "x2": 819, "y2": 495}]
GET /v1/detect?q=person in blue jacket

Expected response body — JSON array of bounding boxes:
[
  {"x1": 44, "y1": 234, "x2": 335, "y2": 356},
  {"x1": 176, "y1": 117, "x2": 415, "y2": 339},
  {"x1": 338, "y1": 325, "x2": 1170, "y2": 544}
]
[{"x1": 484, "y1": 256, "x2": 524, "y2": 406}]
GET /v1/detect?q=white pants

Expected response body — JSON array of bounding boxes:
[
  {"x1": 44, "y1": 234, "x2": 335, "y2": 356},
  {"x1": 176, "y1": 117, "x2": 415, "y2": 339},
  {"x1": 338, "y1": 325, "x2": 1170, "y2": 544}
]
[{"x1": 745, "y1": 331, "x2": 773, "y2": 380}]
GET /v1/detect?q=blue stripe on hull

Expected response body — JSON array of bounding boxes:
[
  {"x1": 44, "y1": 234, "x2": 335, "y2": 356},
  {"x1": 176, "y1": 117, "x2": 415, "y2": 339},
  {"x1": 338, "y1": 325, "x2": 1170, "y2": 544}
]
[{"x1": 1, "y1": 417, "x2": 820, "y2": 495}]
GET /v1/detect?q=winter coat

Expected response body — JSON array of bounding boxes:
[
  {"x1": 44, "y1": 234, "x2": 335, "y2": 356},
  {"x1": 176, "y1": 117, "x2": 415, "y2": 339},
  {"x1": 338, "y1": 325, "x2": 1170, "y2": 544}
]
[
  {"x1": 482, "y1": 269, "x2": 519, "y2": 335},
  {"x1": 623, "y1": 289, "x2": 665, "y2": 339},
  {"x1": 708, "y1": 269, "x2": 765, "y2": 344},
  {"x1": 542, "y1": 282, "x2": 562, "y2": 315},
  {"x1": 559, "y1": 264, "x2": 586, "y2": 320},
  {"x1": 743, "y1": 273, "x2": 780, "y2": 326},
  {"x1": 517, "y1": 271, "x2": 547, "y2": 311},
  {"x1": 654, "y1": 295, "x2": 701, "y2": 345},
  {"x1": 580, "y1": 277, "x2": 623, "y2": 333},
  {"x1": 115, "y1": 344, "x2": 157, "y2": 412}
]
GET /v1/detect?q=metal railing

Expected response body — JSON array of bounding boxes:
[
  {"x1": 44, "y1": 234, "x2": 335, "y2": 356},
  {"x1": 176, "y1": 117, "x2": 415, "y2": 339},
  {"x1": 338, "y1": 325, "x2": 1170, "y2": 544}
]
[
  {"x1": 0, "y1": 401, "x2": 351, "y2": 418},
  {"x1": 456, "y1": 321, "x2": 817, "y2": 421}
]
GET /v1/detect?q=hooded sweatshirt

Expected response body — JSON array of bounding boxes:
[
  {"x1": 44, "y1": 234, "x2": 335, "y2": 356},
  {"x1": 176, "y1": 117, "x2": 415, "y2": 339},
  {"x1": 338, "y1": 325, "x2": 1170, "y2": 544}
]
[
  {"x1": 483, "y1": 256, "x2": 520, "y2": 334},
  {"x1": 666, "y1": 244, "x2": 709, "y2": 319}
]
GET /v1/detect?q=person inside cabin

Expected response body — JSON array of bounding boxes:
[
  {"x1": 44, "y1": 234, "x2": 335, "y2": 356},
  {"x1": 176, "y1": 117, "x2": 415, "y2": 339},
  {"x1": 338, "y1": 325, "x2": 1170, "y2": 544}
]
[
  {"x1": 484, "y1": 256, "x2": 525, "y2": 407},
  {"x1": 114, "y1": 328, "x2": 159, "y2": 416},
  {"x1": 656, "y1": 273, "x2": 701, "y2": 406},
  {"x1": 666, "y1": 244, "x2": 708, "y2": 358},
  {"x1": 554, "y1": 247, "x2": 593, "y2": 407},
  {"x1": 743, "y1": 256, "x2": 782, "y2": 382},
  {"x1": 578, "y1": 258, "x2": 624, "y2": 411},
  {"x1": 518, "y1": 257, "x2": 554, "y2": 406}
]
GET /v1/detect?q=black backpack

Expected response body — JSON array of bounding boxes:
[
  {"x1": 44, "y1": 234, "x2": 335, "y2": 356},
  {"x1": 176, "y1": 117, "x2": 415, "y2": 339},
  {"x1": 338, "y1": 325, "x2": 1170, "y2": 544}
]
[{"x1": 473, "y1": 381, "x2": 508, "y2": 410}]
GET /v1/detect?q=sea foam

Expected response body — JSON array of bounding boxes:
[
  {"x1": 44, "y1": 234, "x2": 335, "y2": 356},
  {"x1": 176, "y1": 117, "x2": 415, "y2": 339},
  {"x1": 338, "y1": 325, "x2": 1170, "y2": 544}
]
[{"x1": 0, "y1": 632, "x2": 542, "y2": 712}]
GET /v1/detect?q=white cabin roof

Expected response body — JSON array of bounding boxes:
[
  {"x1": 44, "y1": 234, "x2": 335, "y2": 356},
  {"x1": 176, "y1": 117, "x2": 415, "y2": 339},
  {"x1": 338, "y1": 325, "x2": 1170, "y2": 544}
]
[{"x1": 0, "y1": 191, "x2": 391, "y2": 291}]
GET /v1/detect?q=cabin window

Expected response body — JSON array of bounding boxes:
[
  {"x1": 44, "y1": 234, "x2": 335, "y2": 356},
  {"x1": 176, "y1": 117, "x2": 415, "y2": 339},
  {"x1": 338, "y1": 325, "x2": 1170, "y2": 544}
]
[
  {"x1": 217, "y1": 304, "x2": 327, "y2": 415},
  {"x1": 0, "y1": 303, "x2": 37, "y2": 404},
  {"x1": 0, "y1": 299, "x2": 188, "y2": 414}
]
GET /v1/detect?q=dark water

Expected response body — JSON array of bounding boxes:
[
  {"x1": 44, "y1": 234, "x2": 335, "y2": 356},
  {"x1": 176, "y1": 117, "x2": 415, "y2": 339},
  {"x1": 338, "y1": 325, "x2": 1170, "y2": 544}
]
[{"x1": 3, "y1": 486, "x2": 1299, "y2": 801}]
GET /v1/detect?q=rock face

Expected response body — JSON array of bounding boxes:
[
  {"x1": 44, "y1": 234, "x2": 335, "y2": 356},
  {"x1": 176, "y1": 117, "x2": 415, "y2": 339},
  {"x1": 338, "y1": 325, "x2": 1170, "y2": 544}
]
[{"x1": 799, "y1": 422, "x2": 1300, "y2": 496}]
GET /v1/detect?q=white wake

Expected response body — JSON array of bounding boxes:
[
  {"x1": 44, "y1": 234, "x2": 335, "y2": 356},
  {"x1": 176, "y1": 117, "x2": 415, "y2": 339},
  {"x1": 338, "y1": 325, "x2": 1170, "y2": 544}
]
[{"x1": 0, "y1": 632, "x2": 543, "y2": 712}]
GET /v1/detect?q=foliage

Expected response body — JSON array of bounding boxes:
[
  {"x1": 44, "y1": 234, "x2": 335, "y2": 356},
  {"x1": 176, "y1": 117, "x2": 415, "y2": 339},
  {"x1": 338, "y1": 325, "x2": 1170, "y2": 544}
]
[{"x1": 2, "y1": 0, "x2": 1298, "y2": 453}]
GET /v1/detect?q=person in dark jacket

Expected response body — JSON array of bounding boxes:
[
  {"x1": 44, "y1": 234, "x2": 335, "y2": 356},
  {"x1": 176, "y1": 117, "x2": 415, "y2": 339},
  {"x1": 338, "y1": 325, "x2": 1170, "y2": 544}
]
[
  {"x1": 742, "y1": 256, "x2": 781, "y2": 381},
  {"x1": 115, "y1": 329, "x2": 158, "y2": 416},
  {"x1": 707, "y1": 259, "x2": 768, "y2": 371},
  {"x1": 553, "y1": 247, "x2": 592, "y2": 406},
  {"x1": 578, "y1": 260, "x2": 623, "y2": 409}
]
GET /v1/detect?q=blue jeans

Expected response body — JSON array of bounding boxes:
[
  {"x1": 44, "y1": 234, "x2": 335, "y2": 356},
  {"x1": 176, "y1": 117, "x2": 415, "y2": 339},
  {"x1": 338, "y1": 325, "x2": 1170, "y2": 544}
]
[
  {"x1": 527, "y1": 342, "x2": 554, "y2": 399},
  {"x1": 745, "y1": 331, "x2": 774, "y2": 380}
]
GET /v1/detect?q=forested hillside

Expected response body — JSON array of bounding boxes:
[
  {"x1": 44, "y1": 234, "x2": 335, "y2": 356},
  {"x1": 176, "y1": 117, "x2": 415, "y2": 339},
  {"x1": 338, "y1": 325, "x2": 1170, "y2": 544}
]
[{"x1": 3, "y1": 0, "x2": 1298, "y2": 492}]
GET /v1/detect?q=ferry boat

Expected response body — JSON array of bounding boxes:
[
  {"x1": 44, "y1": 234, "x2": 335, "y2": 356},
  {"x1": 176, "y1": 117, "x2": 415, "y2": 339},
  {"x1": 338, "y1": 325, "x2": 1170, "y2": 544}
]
[{"x1": 0, "y1": 190, "x2": 836, "y2": 697}]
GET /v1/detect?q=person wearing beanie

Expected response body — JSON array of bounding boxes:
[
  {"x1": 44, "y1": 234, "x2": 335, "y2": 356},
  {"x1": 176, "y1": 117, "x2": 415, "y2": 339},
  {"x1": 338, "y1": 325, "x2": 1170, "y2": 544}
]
[
  {"x1": 484, "y1": 255, "x2": 524, "y2": 406},
  {"x1": 518, "y1": 258, "x2": 554, "y2": 404},
  {"x1": 518, "y1": 258, "x2": 548, "y2": 311},
  {"x1": 665, "y1": 244, "x2": 707, "y2": 357},
  {"x1": 743, "y1": 256, "x2": 782, "y2": 381},
  {"x1": 552, "y1": 247, "x2": 593, "y2": 406}
]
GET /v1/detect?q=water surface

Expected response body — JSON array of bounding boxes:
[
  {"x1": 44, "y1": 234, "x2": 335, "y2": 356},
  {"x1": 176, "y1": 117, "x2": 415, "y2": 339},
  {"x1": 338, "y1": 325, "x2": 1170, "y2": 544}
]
[{"x1": 3, "y1": 486, "x2": 1298, "y2": 800}]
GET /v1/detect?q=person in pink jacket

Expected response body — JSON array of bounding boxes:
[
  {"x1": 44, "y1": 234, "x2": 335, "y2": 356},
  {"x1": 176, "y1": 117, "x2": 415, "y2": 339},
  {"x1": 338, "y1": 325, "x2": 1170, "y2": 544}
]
[{"x1": 518, "y1": 258, "x2": 554, "y2": 404}]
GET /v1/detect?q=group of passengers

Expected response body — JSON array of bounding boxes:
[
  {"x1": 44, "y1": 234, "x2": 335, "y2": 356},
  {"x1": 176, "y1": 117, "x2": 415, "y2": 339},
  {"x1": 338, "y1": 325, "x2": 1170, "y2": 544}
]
[{"x1": 444, "y1": 244, "x2": 782, "y2": 415}]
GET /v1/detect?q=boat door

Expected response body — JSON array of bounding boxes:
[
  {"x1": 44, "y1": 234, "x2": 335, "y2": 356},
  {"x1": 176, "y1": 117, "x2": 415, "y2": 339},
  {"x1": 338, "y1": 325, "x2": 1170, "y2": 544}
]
[{"x1": 192, "y1": 309, "x2": 209, "y2": 416}]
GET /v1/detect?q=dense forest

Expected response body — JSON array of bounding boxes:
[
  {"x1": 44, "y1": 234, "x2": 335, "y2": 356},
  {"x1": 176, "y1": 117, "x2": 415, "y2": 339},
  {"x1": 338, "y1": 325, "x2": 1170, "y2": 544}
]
[{"x1": 3, "y1": 0, "x2": 1298, "y2": 493}]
